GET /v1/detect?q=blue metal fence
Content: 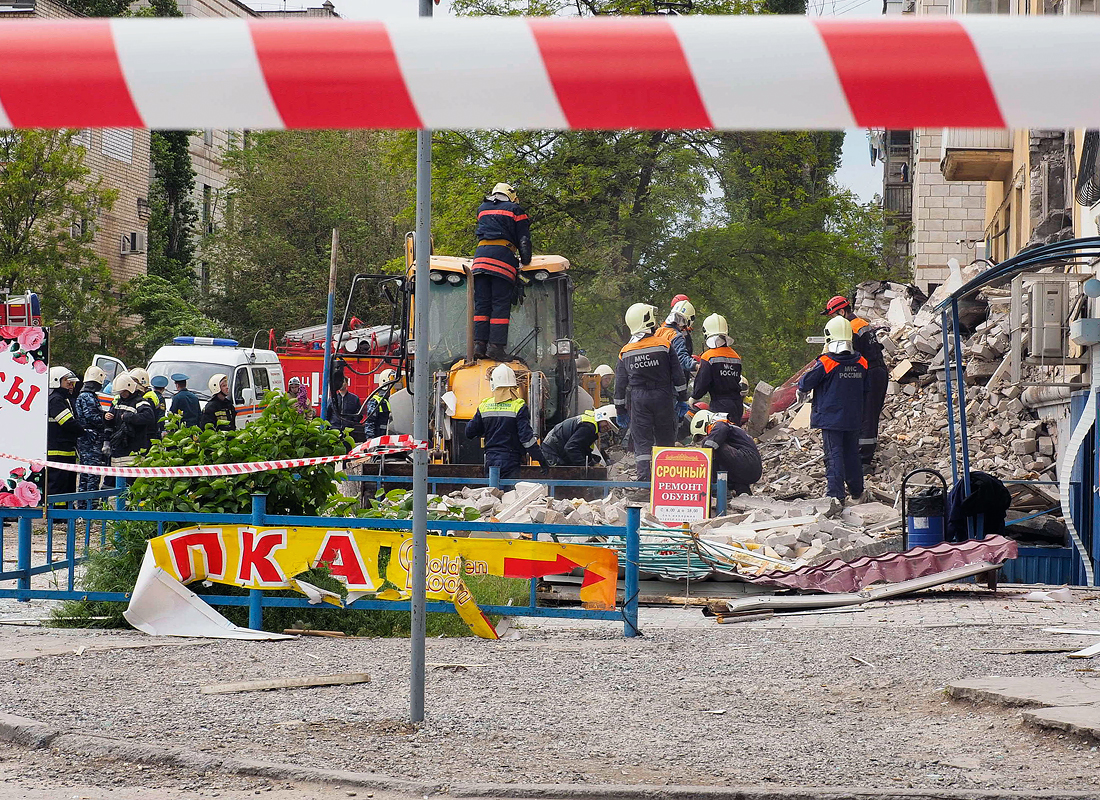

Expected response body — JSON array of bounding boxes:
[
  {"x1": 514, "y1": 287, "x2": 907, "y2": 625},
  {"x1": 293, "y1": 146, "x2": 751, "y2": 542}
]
[{"x1": 0, "y1": 476, "x2": 650, "y2": 637}]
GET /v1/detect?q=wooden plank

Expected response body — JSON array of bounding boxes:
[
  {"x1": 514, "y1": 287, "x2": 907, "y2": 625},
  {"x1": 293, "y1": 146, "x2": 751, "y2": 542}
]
[
  {"x1": 283, "y1": 629, "x2": 347, "y2": 638},
  {"x1": 201, "y1": 672, "x2": 370, "y2": 695}
]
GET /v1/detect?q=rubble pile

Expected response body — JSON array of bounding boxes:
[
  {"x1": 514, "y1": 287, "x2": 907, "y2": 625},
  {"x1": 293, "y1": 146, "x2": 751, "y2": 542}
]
[
  {"x1": 758, "y1": 271, "x2": 1065, "y2": 500},
  {"x1": 441, "y1": 482, "x2": 628, "y2": 532}
]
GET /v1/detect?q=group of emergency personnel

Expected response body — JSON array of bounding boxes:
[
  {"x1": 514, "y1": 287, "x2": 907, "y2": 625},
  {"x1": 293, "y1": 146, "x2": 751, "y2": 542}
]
[{"x1": 46, "y1": 365, "x2": 234, "y2": 504}]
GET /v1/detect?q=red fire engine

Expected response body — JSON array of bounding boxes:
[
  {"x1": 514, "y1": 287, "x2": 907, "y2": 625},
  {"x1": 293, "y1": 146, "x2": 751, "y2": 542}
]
[{"x1": 0, "y1": 292, "x2": 42, "y2": 326}]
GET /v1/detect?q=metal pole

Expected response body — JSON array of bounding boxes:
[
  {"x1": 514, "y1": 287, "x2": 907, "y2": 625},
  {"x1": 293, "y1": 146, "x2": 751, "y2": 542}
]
[
  {"x1": 624, "y1": 505, "x2": 641, "y2": 638},
  {"x1": 940, "y1": 310, "x2": 959, "y2": 485},
  {"x1": 17, "y1": 515, "x2": 31, "y2": 597},
  {"x1": 410, "y1": 0, "x2": 434, "y2": 727},
  {"x1": 320, "y1": 228, "x2": 339, "y2": 421},
  {"x1": 716, "y1": 471, "x2": 728, "y2": 517},
  {"x1": 248, "y1": 494, "x2": 267, "y2": 630}
]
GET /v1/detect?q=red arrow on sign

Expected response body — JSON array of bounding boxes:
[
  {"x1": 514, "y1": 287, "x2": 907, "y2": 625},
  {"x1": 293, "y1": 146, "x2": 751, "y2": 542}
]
[{"x1": 503, "y1": 553, "x2": 580, "y2": 580}]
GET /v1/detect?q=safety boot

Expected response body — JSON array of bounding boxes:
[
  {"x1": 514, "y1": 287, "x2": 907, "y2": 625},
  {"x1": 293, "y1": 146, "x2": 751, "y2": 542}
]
[
  {"x1": 486, "y1": 342, "x2": 507, "y2": 362},
  {"x1": 473, "y1": 340, "x2": 487, "y2": 360}
]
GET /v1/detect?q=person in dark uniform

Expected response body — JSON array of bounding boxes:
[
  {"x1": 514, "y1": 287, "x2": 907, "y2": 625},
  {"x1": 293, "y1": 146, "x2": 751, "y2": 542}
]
[
  {"x1": 615, "y1": 303, "x2": 689, "y2": 481},
  {"x1": 363, "y1": 368, "x2": 396, "y2": 440},
  {"x1": 691, "y1": 312, "x2": 745, "y2": 423},
  {"x1": 47, "y1": 367, "x2": 82, "y2": 500},
  {"x1": 169, "y1": 373, "x2": 201, "y2": 428},
  {"x1": 199, "y1": 373, "x2": 237, "y2": 432},
  {"x1": 327, "y1": 375, "x2": 364, "y2": 441},
  {"x1": 150, "y1": 375, "x2": 169, "y2": 437},
  {"x1": 822, "y1": 294, "x2": 888, "y2": 465},
  {"x1": 798, "y1": 316, "x2": 869, "y2": 504},
  {"x1": 106, "y1": 372, "x2": 157, "y2": 465},
  {"x1": 690, "y1": 410, "x2": 761, "y2": 497},
  {"x1": 542, "y1": 405, "x2": 618, "y2": 467},
  {"x1": 472, "y1": 182, "x2": 532, "y2": 362},
  {"x1": 464, "y1": 363, "x2": 548, "y2": 479},
  {"x1": 74, "y1": 365, "x2": 110, "y2": 506},
  {"x1": 653, "y1": 297, "x2": 697, "y2": 375}
]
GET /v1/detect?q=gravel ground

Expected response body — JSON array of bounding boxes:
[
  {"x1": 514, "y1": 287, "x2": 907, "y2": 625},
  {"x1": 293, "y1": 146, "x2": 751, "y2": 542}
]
[{"x1": 0, "y1": 612, "x2": 1095, "y2": 793}]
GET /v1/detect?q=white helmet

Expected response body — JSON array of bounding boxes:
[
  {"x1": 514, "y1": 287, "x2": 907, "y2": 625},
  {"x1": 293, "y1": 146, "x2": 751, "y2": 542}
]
[
  {"x1": 625, "y1": 303, "x2": 658, "y2": 336},
  {"x1": 209, "y1": 373, "x2": 229, "y2": 396},
  {"x1": 702, "y1": 313, "x2": 728, "y2": 338},
  {"x1": 690, "y1": 409, "x2": 715, "y2": 437},
  {"x1": 593, "y1": 364, "x2": 614, "y2": 377},
  {"x1": 489, "y1": 363, "x2": 517, "y2": 391},
  {"x1": 670, "y1": 299, "x2": 696, "y2": 328},
  {"x1": 129, "y1": 367, "x2": 151, "y2": 390},
  {"x1": 378, "y1": 368, "x2": 397, "y2": 384},
  {"x1": 824, "y1": 316, "x2": 854, "y2": 354},
  {"x1": 113, "y1": 372, "x2": 140, "y2": 396},
  {"x1": 83, "y1": 365, "x2": 107, "y2": 384},
  {"x1": 49, "y1": 366, "x2": 77, "y2": 389},
  {"x1": 288, "y1": 376, "x2": 300, "y2": 387},
  {"x1": 593, "y1": 404, "x2": 618, "y2": 428},
  {"x1": 490, "y1": 182, "x2": 517, "y2": 202}
]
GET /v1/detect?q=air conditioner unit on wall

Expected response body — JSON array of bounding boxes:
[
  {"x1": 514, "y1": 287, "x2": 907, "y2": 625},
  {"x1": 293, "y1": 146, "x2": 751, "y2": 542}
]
[{"x1": 120, "y1": 231, "x2": 147, "y2": 255}]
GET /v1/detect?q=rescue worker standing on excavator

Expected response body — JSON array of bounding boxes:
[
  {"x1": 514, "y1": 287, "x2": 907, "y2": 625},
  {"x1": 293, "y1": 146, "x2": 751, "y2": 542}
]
[
  {"x1": 692, "y1": 313, "x2": 745, "y2": 423},
  {"x1": 465, "y1": 364, "x2": 548, "y2": 479},
  {"x1": 615, "y1": 303, "x2": 689, "y2": 481},
  {"x1": 542, "y1": 405, "x2": 618, "y2": 468},
  {"x1": 654, "y1": 297, "x2": 697, "y2": 377},
  {"x1": 472, "y1": 182, "x2": 532, "y2": 362},
  {"x1": 798, "y1": 316, "x2": 869, "y2": 505},
  {"x1": 822, "y1": 295, "x2": 888, "y2": 466},
  {"x1": 47, "y1": 367, "x2": 82, "y2": 499}
]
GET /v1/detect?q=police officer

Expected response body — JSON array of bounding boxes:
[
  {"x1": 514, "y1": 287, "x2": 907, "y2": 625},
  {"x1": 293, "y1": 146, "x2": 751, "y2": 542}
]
[
  {"x1": 690, "y1": 410, "x2": 761, "y2": 498},
  {"x1": 47, "y1": 367, "x2": 82, "y2": 499},
  {"x1": 107, "y1": 372, "x2": 157, "y2": 465},
  {"x1": 542, "y1": 405, "x2": 618, "y2": 467},
  {"x1": 465, "y1": 363, "x2": 548, "y2": 479},
  {"x1": 74, "y1": 365, "x2": 110, "y2": 505},
  {"x1": 150, "y1": 375, "x2": 169, "y2": 437},
  {"x1": 821, "y1": 295, "x2": 888, "y2": 465},
  {"x1": 797, "y1": 316, "x2": 869, "y2": 505},
  {"x1": 472, "y1": 182, "x2": 532, "y2": 362},
  {"x1": 199, "y1": 373, "x2": 237, "y2": 432},
  {"x1": 692, "y1": 313, "x2": 745, "y2": 422},
  {"x1": 363, "y1": 368, "x2": 397, "y2": 440},
  {"x1": 653, "y1": 297, "x2": 697, "y2": 375},
  {"x1": 169, "y1": 373, "x2": 201, "y2": 428},
  {"x1": 615, "y1": 303, "x2": 689, "y2": 481}
]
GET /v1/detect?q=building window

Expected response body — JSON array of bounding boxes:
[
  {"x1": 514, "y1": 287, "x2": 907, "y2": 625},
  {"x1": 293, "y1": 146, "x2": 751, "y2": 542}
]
[
  {"x1": 101, "y1": 129, "x2": 133, "y2": 164},
  {"x1": 203, "y1": 184, "x2": 212, "y2": 235},
  {"x1": 203, "y1": 129, "x2": 214, "y2": 147},
  {"x1": 962, "y1": 0, "x2": 1010, "y2": 11}
]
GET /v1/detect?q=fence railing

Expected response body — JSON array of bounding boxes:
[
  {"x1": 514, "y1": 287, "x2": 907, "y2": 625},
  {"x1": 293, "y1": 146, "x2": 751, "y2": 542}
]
[{"x1": 0, "y1": 476, "x2": 644, "y2": 637}]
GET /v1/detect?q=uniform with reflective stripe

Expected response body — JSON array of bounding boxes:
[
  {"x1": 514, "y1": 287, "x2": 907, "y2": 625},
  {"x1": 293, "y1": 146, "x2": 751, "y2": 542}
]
[
  {"x1": 542, "y1": 409, "x2": 599, "y2": 467},
  {"x1": 849, "y1": 317, "x2": 888, "y2": 462},
  {"x1": 363, "y1": 394, "x2": 391, "y2": 440},
  {"x1": 472, "y1": 198, "x2": 533, "y2": 347},
  {"x1": 47, "y1": 387, "x2": 82, "y2": 456},
  {"x1": 797, "y1": 349, "x2": 867, "y2": 501},
  {"x1": 701, "y1": 418, "x2": 761, "y2": 495},
  {"x1": 615, "y1": 333, "x2": 687, "y2": 479},
  {"x1": 465, "y1": 396, "x2": 545, "y2": 477},
  {"x1": 652, "y1": 323, "x2": 695, "y2": 373},
  {"x1": 693, "y1": 345, "x2": 744, "y2": 420}
]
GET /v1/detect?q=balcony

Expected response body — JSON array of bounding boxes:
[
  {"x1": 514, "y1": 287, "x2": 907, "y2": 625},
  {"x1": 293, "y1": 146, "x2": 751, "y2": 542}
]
[
  {"x1": 940, "y1": 128, "x2": 1013, "y2": 182},
  {"x1": 884, "y1": 184, "x2": 912, "y2": 216}
]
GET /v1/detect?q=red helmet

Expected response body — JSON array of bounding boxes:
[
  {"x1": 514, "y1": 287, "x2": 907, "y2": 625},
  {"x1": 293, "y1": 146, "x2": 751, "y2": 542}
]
[
  {"x1": 821, "y1": 295, "x2": 851, "y2": 315},
  {"x1": 671, "y1": 294, "x2": 690, "y2": 307}
]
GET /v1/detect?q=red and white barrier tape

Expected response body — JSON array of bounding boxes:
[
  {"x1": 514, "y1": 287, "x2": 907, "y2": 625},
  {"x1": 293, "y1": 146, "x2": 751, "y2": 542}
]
[
  {"x1": 0, "y1": 17, "x2": 1097, "y2": 131},
  {"x1": 0, "y1": 435, "x2": 427, "y2": 478}
]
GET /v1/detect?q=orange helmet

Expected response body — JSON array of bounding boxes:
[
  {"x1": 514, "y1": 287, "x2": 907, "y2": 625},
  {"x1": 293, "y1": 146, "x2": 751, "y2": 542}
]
[{"x1": 821, "y1": 295, "x2": 851, "y2": 316}]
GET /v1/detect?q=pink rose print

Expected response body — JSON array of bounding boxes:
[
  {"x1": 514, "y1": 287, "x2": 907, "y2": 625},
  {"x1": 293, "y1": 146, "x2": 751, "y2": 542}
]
[
  {"x1": 10, "y1": 468, "x2": 24, "y2": 479},
  {"x1": 29, "y1": 462, "x2": 44, "y2": 473},
  {"x1": 0, "y1": 326, "x2": 20, "y2": 340},
  {"x1": 12, "y1": 481, "x2": 40, "y2": 507},
  {"x1": 0, "y1": 493, "x2": 20, "y2": 508},
  {"x1": 16, "y1": 328, "x2": 44, "y2": 351},
  {"x1": 12, "y1": 354, "x2": 27, "y2": 365},
  {"x1": 33, "y1": 360, "x2": 47, "y2": 374}
]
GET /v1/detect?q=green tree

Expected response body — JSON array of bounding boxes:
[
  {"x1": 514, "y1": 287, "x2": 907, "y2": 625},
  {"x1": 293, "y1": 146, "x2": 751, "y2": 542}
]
[
  {"x1": 203, "y1": 130, "x2": 410, "y2": 340},
  {"x1": 147, "y1": 130, "x2": 198, "y2": 290},
  {"x1": 119, "y1": 274, "x2": 221, "y2": 359},
  {"x1": 0, "y1": 130, "x2": 119, "y2": 365}
]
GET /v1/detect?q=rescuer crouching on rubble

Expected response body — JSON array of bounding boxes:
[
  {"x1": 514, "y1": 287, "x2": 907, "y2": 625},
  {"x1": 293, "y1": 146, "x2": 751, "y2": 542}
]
[
  {"x1": 797, "y1": 316, "x2": 869, "y2": 505},
  {"x1": 615, "y1": 303, "x2": 689, "y2": 481},
  {"x1": 542, "y1": 404, "x2": 618, "y2": 467},
  {"x1": 690, "y1": 409, "x2": 761, "y2": 496},
  {"x1": 465, "y1": 364, "x2": 548, "y2": 479},
  {"x1": 472, "y1": 182, "x2": 532, "y2": 363}
]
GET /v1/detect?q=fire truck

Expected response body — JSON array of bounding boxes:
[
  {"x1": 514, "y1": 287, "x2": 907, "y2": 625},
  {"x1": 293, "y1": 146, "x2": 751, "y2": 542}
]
[{"x1": 0, "y1": 291, "x2": 42, "y2": 326}]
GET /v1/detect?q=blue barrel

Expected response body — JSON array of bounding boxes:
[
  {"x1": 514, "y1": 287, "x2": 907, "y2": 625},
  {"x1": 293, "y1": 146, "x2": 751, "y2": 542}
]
[{"x1": 906, "y1": 487, "x2": 945, "y2": 548}]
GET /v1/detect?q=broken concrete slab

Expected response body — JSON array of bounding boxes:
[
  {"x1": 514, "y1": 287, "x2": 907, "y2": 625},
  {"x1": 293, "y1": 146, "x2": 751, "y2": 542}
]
[
  {"x1": 1023, "y1": 705, "x2": 1100, "y2": 741},
  {"x1": 947, "y1": 677, "x2": 1100, "y2": 709}
]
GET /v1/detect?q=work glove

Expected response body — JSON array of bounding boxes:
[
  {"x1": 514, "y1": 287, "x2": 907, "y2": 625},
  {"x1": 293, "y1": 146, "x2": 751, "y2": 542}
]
[
  {"x1": 537, "y1": 459, "x2": 550, "y2": 476},
  {"x1": 796, "y1": 389, "x2": 809, "y2": 404},
  {"x1": 616, "y1": 413, "x2": 630, "y2": 429},
  {"x1": 676, "y1": 401, "x2": 690, "y2": 420}
]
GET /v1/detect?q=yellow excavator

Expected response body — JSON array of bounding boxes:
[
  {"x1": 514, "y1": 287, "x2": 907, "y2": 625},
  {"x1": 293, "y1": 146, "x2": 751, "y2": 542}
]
[{"x1": 333, "y1": 234, "x2": 602, "y2": 482}]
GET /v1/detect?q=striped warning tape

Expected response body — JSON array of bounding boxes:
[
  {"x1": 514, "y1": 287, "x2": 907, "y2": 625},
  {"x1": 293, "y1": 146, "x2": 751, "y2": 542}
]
[
  {"x1": 1, "y1": 16, "x2": 1098, "y2": 130},
  {"x1": 0, "y1": 434, "x2": 427, "y2": 479}
]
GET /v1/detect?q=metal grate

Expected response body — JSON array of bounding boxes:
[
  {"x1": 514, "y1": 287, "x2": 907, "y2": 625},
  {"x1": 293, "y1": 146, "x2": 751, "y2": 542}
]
[{"x1": 1074, "y1": 129, "x2": 1100, "y2": 207}]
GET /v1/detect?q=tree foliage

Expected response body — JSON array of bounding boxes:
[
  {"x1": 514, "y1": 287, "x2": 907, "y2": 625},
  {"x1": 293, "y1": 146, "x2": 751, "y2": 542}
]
[
  {"x1": 202, "y1": 131, "x2": 410, "y2": 341},
  {"x1": 0, "y1": 130, "x2": 119, "y2": 366},
  {"x1": 120, "y1": 275, "x2": 221, "y2": 359},
  {"x1": 147, "y1": 130, "x2": 198, "y2": 290}
]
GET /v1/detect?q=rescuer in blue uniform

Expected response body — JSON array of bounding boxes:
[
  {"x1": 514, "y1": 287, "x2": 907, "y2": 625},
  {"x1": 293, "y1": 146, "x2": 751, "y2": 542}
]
[
  {"x1": 691, "y1": 312, "x2": 745, "y2": 422},
  {"x1": 465, "y1": 363, "x2": 548, "y2": 479},
  {"x1": 797, "y1": 316, "x2": 869, "y2": 504},
  {"x1": 653, "y1": 298, "x2": 697, "y2": 375},
  {"x1": 689, "y1": 410, "x2": 761, "y2": 497},
  {"x1": 615, "y1": 303, "x2": 689, "y2": 481},
  {"x1": 74, "y1": 365, "x2": 110, "y2": 506},
  {"x1": 472, "y1": 182, "x2": 532, "y2": 363}
]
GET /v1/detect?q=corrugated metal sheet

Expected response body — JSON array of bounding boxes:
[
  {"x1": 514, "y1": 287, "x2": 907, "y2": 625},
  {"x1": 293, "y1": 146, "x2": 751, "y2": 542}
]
[
  {"x1": 999, "y1": 546, "x2": 1075, "y2": 586},
  {"x1": 727, "y1": 535, "x2": 1018, "y2": 594}
]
